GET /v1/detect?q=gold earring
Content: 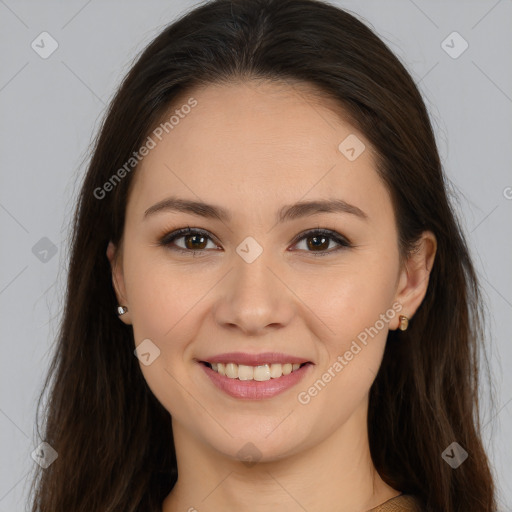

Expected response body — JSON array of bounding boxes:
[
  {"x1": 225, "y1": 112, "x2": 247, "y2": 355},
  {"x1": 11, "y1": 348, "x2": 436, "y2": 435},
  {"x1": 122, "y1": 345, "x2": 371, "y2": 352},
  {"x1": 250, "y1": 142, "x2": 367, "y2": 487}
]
[{"x1": 398, "y1": 315, "x2": 409, "y2": 331}]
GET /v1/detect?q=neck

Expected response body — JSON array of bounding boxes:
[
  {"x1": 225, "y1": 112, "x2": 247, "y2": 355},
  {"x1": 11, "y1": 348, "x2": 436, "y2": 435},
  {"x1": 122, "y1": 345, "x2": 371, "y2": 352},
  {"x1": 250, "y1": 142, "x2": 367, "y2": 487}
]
[{"x1": 162, "y1": 399, "x2": 399, "y2": 512}]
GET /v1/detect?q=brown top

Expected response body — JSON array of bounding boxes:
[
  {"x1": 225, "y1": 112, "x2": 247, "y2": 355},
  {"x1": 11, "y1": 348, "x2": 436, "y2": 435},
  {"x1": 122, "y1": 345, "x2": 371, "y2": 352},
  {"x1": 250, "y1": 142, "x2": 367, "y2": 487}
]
[{"x1": 367, "y1": 494, "x2": 423, "y2": 512}]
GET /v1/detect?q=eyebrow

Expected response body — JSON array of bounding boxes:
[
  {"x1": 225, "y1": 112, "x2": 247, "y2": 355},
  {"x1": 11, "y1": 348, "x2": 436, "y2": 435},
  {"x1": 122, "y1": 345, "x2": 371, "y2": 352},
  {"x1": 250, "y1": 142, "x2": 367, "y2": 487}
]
[{"x1": 143, "y1": 197, "x2": 368, "y2": 223}]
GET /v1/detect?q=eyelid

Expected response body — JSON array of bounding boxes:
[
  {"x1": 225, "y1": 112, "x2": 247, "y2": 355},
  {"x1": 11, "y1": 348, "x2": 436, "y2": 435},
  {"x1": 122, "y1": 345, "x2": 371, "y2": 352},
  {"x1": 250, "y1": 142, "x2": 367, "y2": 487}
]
[
  {"x1": 158, "y1": 226, "x2": 352, "y2": 255},
  {"x1": 290, "y1": 227, "x2": 352, "y2": 249},
  {"x1": 158, "y1": 226, "x2": 221, "y2": 250}
]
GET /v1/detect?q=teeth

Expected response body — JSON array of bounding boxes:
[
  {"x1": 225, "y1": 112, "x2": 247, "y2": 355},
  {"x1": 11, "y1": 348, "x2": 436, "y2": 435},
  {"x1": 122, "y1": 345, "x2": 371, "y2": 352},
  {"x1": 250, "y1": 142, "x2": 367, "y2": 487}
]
[
  {"x1": 225, "y1": 363, "x2": 238, "y2": 379},
  {"x1": 208, "y1": 361, "x2": 305, "y2": 380},
  {"x1": 253, "y1": 365, "x2": 270, "y2": 381},
  {"x1": 269, "y1": 363, "x2": 282, "y2": 379},
  {"x1": 238, "y1": 365, "x2": 254, "y2": 380}
]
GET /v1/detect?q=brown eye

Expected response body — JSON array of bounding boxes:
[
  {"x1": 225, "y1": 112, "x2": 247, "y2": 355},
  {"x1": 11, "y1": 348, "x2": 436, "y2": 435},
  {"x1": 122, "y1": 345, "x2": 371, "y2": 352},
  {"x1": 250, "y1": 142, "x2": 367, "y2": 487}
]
[
  {"x1": 292, "y1": 229, "x2": 352, "y2": 256},
  {"x1": 159, "y1": 227, "x2": 219, "y2": 255},
  {"x1": 183, "y1": 233, "x2": 208, "y2": 250},
  {"x1": 159, "y1": 227, "x2": 351, "y2": 257},
  {"x1": 305, "y1": 234, "x2": 330, "y2": 251}
]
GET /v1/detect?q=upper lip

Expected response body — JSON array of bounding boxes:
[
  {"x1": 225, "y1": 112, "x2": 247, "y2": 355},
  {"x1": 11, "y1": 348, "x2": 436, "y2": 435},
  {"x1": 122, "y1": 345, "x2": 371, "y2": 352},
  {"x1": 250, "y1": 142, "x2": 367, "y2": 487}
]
[{"x1": 199, "y1": 352, "x2": 311, "y2": 366}]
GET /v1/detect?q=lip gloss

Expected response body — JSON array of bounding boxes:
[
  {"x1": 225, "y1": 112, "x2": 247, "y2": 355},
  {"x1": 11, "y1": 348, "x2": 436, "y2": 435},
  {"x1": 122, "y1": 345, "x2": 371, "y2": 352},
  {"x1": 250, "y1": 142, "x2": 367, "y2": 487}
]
[{"x1": 199, "y1": 362, "x2": 312, "y2": 399}]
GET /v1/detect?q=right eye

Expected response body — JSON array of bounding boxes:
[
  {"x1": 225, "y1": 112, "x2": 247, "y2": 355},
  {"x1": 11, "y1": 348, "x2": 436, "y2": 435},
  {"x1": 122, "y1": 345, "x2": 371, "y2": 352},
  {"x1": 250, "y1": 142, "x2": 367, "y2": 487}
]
[{"x1": 158, "y1": 227, "x2": 220, "y2": 255}]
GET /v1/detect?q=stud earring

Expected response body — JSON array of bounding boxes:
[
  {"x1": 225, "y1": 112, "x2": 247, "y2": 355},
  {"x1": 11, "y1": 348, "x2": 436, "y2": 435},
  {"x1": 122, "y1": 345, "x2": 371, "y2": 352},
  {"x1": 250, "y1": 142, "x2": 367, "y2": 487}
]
[
  {"x1": 398, "y1": 315, "x2": 409, "y2": 331},
  {"x1": 117, "y1": 305, "x2": 128, "y2": 316}
]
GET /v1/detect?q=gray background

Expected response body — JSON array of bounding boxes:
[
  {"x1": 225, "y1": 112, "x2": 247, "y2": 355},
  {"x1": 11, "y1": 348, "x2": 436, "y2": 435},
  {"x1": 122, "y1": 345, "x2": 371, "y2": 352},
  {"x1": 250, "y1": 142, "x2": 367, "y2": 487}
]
[{"x1": 0, "y1": 0, "x2": 511, "y2": 510}]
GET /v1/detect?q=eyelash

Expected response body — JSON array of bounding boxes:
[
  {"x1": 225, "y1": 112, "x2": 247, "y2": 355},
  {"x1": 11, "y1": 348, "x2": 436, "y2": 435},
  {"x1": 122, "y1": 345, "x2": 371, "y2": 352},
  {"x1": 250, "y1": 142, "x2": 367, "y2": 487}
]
[{"x1": 157, "y1": 226, "x2": 352, "y2": 257}]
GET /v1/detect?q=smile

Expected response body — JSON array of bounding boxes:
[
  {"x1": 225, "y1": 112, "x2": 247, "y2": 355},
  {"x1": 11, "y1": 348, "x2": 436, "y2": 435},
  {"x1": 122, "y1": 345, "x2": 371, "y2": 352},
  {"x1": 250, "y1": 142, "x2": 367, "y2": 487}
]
[
  {"x1": 198, "y1": 358, "x2": 313, "y2": 400},
  {"x1": 204, "y1": 361, "x2": 306, "y2": 380}
]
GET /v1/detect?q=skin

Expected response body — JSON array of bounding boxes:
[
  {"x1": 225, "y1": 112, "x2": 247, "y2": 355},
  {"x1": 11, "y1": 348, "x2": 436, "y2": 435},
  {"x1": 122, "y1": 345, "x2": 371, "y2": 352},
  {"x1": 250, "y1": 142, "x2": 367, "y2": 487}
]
[{"x1": 107, "y1": 80, "x2": 436, "y2": 512}]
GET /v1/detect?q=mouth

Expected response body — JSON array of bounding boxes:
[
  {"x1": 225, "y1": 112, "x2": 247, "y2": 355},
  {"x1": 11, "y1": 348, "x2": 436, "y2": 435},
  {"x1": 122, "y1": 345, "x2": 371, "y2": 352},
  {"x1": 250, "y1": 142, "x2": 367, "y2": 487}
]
[
  {"x1": 197, "y1": 355, "x2": 313, "y2": 399},
  {"x1": 200, "y1": 361, "x2": 310, "y2": 381}
]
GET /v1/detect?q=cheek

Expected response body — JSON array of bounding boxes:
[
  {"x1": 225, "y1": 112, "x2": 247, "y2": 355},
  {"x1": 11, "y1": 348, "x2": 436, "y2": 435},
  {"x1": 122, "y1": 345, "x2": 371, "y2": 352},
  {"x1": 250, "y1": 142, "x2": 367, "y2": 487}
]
[
  {"x1": 296, "y1": 286, "x2": 393, "y2": 434},
  {"x1": 301, "y1": 255, "x2": 398, "y2": 400},
  {"x1": 297, "y1": 257, "x2": 398, "y2": 346},
  {"x1": 123, "y1": 252, "x2": 205, "y2": 418},
  {"x1": 123, "y1": 244, "x2": 205, "y2": 339}
]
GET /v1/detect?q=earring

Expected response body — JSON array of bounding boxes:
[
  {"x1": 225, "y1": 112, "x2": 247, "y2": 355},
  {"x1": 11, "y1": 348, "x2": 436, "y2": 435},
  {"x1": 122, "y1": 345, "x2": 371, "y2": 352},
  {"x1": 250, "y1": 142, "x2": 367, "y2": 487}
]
[
  {"x1": 398, "y1": 315, "x2": 409, "y2": 331},
  {"x1": 117, "y1": 305, "x2": 128, "y2": 316}
]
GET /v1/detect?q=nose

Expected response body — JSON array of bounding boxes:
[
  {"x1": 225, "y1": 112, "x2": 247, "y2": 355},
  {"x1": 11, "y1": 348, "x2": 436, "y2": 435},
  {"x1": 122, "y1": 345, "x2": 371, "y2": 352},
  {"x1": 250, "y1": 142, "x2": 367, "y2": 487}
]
[{"x1": 213, "y1": 249, "x2": 295, "y2": 336}]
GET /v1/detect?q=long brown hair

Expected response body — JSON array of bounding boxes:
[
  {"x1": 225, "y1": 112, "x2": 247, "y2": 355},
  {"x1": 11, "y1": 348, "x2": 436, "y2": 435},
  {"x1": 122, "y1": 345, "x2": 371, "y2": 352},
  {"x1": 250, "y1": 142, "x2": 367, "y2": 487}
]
[{"x1": 29, "y1": 0, "x2": 497, "y2": 510}]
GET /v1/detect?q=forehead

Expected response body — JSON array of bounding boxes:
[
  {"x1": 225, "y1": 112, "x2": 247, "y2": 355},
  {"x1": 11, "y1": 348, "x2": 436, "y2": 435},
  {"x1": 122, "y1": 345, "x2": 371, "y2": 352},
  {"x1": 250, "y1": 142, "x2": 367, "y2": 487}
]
[{"x1": 127, "y1": 80, "x2": 393, "y2": 228}]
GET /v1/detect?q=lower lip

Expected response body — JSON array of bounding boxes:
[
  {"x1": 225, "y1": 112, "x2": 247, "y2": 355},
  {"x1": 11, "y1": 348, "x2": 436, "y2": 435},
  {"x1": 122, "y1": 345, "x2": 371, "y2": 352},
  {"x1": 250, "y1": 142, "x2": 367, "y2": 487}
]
[{"x1": 199, "y1": 362, "x2": 313, "y2": 400}]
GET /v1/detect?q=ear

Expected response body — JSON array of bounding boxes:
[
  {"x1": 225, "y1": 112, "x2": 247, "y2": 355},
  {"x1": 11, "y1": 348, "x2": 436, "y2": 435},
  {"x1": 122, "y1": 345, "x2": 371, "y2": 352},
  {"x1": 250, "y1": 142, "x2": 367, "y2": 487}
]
[
  {"x1": 391, "y1": 231, "x2": 437, "y2": 330},
  {"x1": 106, "y1": 241, "x2": 132, "y2": 325}
]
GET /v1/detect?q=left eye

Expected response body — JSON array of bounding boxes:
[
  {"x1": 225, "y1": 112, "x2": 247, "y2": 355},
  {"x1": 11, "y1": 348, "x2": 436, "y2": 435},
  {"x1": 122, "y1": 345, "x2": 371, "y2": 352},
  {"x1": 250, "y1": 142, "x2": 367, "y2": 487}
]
[
  {"x1": 158, "y1": 227, "x2": 351, "y2": 256},
  {"x1": 292, "y1": 229, "x2": 351, "y2": 254}
]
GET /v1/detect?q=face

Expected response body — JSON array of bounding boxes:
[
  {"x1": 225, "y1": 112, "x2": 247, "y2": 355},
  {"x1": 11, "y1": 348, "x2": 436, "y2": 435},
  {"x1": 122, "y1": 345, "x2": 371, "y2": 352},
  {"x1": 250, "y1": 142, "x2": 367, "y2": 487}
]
[{"x1": 108, "y1": 80, "x2": 431, "y2": 462}]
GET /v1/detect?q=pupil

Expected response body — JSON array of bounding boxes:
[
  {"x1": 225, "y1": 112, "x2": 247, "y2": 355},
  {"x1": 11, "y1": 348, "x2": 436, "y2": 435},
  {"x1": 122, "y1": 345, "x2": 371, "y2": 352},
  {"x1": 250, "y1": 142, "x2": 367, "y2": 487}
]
[
  {"x1": 186, "y1": 235, "x2": 206, "y2": 250},
  {"x1": 309, "y1": 236, "x2": 327, "y2": 250}
]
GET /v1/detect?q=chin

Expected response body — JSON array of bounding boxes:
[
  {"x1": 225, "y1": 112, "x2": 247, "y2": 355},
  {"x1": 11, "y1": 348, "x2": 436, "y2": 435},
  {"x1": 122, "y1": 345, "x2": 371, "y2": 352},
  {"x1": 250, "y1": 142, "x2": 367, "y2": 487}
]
[{"x1": 203, "y1": 422, "x2": 311, "y2": 465}]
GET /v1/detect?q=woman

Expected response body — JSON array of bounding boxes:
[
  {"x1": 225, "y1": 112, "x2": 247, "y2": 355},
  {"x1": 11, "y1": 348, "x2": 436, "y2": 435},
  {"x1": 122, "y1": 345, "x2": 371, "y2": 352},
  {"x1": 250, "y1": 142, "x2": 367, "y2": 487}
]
[{"x1": 29, "y1": 0, "x2": 497, "y2": 510}]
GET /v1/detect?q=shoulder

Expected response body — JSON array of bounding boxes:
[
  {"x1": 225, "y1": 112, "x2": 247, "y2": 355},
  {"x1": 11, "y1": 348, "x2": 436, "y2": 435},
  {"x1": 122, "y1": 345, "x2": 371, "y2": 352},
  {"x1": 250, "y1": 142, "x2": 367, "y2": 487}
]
[{"x1": 367, "y1": 493, "x2": 424, "y2": 512}]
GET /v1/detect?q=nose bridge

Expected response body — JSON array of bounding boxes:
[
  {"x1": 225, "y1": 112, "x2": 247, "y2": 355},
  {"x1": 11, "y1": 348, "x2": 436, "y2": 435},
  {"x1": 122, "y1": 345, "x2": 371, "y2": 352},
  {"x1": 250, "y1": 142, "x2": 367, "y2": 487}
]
[
  {"x1": 214, "y1": 240, "x2": 293, "y2": 334},
  {"x1": 235, "y1": 245, "x2": 274, "y2": 298}
]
